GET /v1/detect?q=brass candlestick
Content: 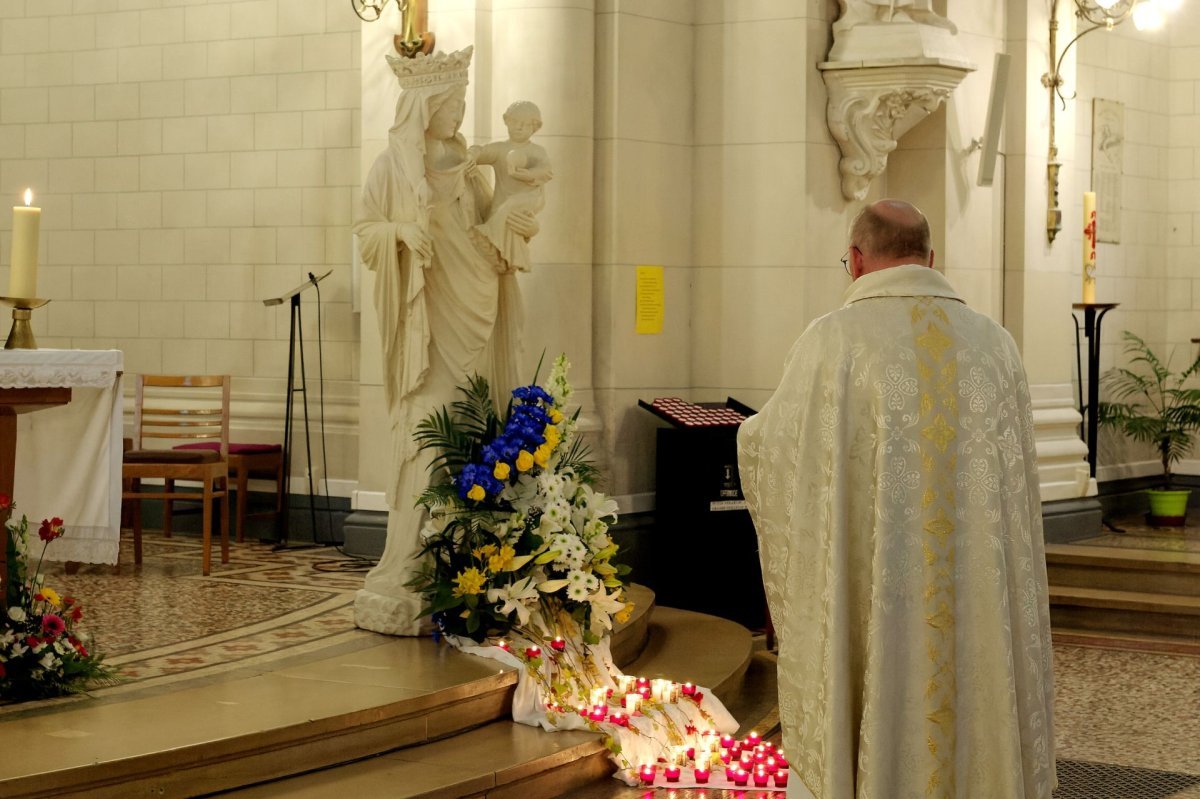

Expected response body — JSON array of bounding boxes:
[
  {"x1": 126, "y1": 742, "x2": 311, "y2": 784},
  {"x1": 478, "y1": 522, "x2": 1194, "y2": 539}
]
[{"x1": 1, "y1": 297, "x2": 48, "y2": 350}]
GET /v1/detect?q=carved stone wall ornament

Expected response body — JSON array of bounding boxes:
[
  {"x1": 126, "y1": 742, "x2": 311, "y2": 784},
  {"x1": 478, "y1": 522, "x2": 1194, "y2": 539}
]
[
  {"x1": 821, "y1": 61, "x2": 973, "y2": 201},
  {"x1": 821, "y1": 7, "x2": 974, "y2": 201}
]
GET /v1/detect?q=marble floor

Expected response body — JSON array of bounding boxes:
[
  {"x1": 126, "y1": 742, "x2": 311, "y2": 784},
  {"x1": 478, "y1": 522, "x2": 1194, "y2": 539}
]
[{"x1": 6, "y1": 521, "x2": 1200, "y2": 798}]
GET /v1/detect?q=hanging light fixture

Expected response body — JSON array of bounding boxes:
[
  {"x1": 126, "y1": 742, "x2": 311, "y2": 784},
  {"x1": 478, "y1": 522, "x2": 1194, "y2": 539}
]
[
  {"x1": 350, "y1": 0, "x2": 434, "y2": 57},
  {"x1": 1042, "y1": 0, "x2": 1184, "y2": 242}
]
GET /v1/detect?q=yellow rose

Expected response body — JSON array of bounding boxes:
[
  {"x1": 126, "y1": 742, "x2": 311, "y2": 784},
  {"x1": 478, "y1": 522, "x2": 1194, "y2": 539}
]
[
  {"x1": 453, "y1": 567, "x2": 487, "y2": 597},
  {"x1": 533, "y1": 444, "x2": 551, "y2": 468},
  {"x1": 466, "y1": 484, "x2": 486, "y2": 501},
  {"x1": 515, "y1": 450, "x2": 535, "y2": 472},
  {"x1": 543, "y1": 425, "x2": 560, "y2": 446},
  {"x1": 493, "y1": 461, "x2": 511, "y2": 480},
  {"x1": 549, "y1": 408, "x2": 564, "y2": 424}
]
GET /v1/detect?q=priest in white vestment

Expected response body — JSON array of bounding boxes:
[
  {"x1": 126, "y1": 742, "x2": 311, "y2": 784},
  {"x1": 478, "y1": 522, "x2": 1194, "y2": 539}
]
[{"x1": 737, "y1": 200, "x2": 1055, "y2": 798}]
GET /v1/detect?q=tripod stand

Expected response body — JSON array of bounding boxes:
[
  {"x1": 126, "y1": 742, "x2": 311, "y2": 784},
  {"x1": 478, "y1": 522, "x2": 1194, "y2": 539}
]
[{"x1": 262, "y1": 270, "x2": 332, "y2": 549}]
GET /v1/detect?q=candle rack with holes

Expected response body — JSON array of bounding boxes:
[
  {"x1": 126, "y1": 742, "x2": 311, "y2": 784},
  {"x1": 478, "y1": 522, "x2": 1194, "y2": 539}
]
[{"x1": 638, "y1": 397, "x2": 766, "y2": 630}]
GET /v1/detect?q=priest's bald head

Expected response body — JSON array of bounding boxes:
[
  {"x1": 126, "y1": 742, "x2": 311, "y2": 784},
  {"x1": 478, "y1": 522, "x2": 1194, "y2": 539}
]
[{"x1": 846, "y1": 199, "x2": 935, "y2": 279}]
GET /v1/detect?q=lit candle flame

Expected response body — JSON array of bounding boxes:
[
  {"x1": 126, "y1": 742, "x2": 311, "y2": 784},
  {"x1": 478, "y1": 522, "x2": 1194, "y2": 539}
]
[{"x1": 23, "y1": 188, "x2": 32, "y2": 206}]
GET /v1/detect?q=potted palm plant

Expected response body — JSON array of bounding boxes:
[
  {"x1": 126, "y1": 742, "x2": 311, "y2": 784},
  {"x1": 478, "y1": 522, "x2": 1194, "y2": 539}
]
[{"x1": 1099, "y1": 331, "x2": 1200, "y2": 527}]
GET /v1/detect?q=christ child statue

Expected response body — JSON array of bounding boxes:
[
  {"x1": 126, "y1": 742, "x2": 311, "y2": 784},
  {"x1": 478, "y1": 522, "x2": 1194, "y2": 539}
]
[{"x1": 470, "y1": 101, "x2": 553, "y2": 273}]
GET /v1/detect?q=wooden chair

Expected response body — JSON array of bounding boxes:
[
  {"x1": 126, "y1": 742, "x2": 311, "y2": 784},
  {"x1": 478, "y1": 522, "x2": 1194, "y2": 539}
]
[
  {"x1": 172, "y1": 441, "x2": 283, "y2": 543},
  {"x1": 122, "y1": 375, "x2": 230, "y2": 576}
]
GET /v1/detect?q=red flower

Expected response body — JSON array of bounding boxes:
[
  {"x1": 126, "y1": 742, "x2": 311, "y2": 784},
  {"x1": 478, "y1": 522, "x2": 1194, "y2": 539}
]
[
  {"x1": 62, "y1": 596, "x2": 76, "y2": 607},
  {"x1": 25, "y1": 635, "x2": 41, "y2": 648},
  {"x1": 38, "y1": 517, "x2": 64, "y2": 542},
  {"x1": 67, "y1": 635, "x2": 88, "y2": 657},
  {"x1": 0, "y1": 661, "x2": 5, "y2": 678},
  {"x1": 41, "y1": 614, "x2": 66, "y2": 637},
  {"x1": 0, "y1": 493, "x2": 11, "y2": 510},
  {"x1": 70, "y1": 606, "x2": 83, "y2": 622}
]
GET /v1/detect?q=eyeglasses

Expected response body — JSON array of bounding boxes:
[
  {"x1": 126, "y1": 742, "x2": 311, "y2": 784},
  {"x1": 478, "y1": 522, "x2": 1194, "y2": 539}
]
[{"x1": 841, "y1": 246, "x2": 859, "y2": 276}]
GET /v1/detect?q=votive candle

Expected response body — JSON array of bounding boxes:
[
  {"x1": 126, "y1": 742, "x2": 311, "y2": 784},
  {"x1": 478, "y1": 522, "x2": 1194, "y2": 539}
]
[
  {"x1": 754, "y1": 768, "x2": 770, "y2": 788},
  {"x1": 775, "y1": 770, "x2": 790, "y2": 788},
  {"x1": 664, "y1": 765, "x2": 680, "y2": 782},
  {"x1": 732, "y1": 768, "x2": 749, "y2": 787},
  {"x1": 638, "y1": 764, "x2": 655, "y2": 785},
  {"x1": 624, "y1": 693, "x2": 642, "y2": 714},
  {"x1": 550, "y1": 636, "x2": 566, "y2": 652},
  {"x1": 693, "y1": 767, "x2": 710, "y2": 784}
]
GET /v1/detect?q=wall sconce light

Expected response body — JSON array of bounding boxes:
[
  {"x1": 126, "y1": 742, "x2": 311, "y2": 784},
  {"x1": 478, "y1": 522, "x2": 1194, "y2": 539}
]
[
  {"x1": 1043, "y1": 0, "x2": 1183, "y2": 243},
  {"x1": 351, "y1": 0, "x2": 434, "y2": 57}
]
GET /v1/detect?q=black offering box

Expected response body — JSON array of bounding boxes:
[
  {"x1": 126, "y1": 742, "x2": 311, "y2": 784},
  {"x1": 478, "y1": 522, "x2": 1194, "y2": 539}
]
[{"x1": 638, "y1": 397, "x2": 766, "y2": 630}]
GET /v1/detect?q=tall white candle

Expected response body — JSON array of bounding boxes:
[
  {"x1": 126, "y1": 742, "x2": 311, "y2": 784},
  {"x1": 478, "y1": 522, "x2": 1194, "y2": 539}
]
[
  {"x1": 10, "y1": 188, "x2": 40, "y2": 300},
  {"x1": 1082, "y1": 191, "x2": 1096, "y2": 303}
]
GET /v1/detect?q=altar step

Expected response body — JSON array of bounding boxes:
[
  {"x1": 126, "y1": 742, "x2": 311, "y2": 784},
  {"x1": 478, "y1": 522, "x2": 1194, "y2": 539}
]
[
  {"x1": 222, "y1": 606, "x2": 754, "y2": 798},
  {"x1": 0, "y1": 591, "x2": 755, "y2": 799},
  {"x1": 1046, "y1": 543, "x2": 1200, "y2": 639}
]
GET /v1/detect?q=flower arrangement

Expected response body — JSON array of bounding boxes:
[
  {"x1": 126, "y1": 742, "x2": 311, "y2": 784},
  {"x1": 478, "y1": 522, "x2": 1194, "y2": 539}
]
[
  {"x1": 406, "y1": 355, "x2": 741, "y2": 785},
  {"x1": 2, "y1": 497, "x2": 117, "y2": 701},
  {"x1": 407, "y1": 354, "x2": 634, "y2": 644}
]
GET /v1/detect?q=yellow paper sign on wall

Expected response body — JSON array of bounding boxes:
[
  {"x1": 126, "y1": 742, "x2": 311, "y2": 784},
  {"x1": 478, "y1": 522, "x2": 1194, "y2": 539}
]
[{"x1": 635, "y1": 265, "x2": 664, "y2": 335}]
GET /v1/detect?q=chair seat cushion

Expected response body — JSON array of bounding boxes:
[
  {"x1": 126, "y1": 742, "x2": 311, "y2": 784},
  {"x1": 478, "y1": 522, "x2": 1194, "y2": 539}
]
[
  {"x1": 125, "y1": 448, "x2": 221, "y2": 464},
  {"x1": 175, "y1": 442, "x2": 282, "y2": 455}
]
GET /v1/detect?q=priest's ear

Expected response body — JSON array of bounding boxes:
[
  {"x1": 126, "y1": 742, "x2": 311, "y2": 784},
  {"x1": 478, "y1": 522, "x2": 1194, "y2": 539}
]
[{"x1": 927, "y1": 249, "x2": 936, "y2": 269}]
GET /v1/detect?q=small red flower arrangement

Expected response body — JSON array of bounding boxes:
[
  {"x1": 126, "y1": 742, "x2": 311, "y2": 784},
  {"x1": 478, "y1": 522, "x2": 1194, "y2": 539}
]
[{"x1": 2, "y1": 496, "x2": 117, "y2": 701}]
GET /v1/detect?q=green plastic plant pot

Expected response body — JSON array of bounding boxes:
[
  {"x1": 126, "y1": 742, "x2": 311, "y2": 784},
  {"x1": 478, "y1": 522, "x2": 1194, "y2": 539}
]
[{"x1": 1146, "y1": 489, "x2": 1191, "y2": 527}]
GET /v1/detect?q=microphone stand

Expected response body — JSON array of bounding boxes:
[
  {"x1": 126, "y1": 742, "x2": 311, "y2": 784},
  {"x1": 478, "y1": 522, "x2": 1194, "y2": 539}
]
[{"x1": 262, "y1": 269, "x2": 332, "y2": 550}]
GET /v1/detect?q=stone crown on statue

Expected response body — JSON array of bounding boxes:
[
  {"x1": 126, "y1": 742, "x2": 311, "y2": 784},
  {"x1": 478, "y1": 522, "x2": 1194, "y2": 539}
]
[{"x1": 387, "y1": 45, "x2": 473, "y2": 90}]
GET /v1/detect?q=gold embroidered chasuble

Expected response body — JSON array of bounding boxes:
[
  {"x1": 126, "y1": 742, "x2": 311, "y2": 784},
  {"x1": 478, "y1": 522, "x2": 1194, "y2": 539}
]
[{"x1": 737, "y1": 265, "x2": 1055, "y2": 799}]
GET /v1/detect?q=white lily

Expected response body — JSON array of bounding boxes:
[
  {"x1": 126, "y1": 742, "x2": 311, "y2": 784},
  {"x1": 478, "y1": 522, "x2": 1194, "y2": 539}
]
[
  {"x1": 587, "y1": 585, "x2": 626, "y2": 633},
  {"x1": 486, "y1": 576, "x2": 540, "y2": 626}
]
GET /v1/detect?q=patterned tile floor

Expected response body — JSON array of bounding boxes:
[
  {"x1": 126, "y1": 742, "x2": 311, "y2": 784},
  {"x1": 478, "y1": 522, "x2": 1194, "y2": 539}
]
[
  {"x1": 8, "y1": 523, "x2": 1200, "y2": 798},
  {"x1": 2, "y1": 535, "x2": 379, "y2": 711}
]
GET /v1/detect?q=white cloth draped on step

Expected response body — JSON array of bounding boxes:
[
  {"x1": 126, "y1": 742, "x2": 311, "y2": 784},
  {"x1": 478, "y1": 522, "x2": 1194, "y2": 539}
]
[
  {"x1": 450, "y1": 618, "x2": 738, "y2": 785},
  {"x1": 737, "y1": 266, "x2": 1056, "y2": 799}
]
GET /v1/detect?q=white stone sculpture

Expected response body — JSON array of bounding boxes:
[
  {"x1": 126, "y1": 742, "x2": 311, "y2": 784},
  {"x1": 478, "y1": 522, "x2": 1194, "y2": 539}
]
[
  {"x1": 353, "y1": 45, "x2": 534, "y2": 636},
  {"x1": 833, "y1": 0, "x2": 956, "y2": 33},
  {"x1": 470, "y1": 101, "x2": 553, "y2": 275}
]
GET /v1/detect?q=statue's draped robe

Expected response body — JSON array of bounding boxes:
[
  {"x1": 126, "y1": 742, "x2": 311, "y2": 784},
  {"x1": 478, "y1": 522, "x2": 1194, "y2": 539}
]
[
  {"x1": 737, "y1": 266, "x2": 1055, "y2": 799},
  {"x1": 353, "y1": 85, "x2": 523, "y2": 635}
]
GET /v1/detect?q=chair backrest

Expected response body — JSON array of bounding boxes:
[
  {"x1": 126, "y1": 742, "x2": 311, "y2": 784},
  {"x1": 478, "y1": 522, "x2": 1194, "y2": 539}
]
[{"x1": 132, "y1": 375, "x2": 231, "y2": 457}]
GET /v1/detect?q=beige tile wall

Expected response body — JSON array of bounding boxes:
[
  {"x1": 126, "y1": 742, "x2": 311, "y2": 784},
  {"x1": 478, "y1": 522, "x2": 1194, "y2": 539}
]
[{"x1": 0, "y1": 0, "x2": 362, "y2": 486}]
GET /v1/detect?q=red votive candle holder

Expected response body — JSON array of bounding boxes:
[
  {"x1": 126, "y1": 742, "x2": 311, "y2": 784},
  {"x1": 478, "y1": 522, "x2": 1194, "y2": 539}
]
[
  {"x1": 664, "y1": 766, "x2": 681, "y2": 782},
  {"x1": 732, "y1": 768, "x2": 749, "y2": 787},
  {"x1": 681, "y1": 682, "x2": 696, "y2": 696},
  {"x1": 775, "y1": 770, "x2": 790, "y2": 788},
  {"x1": 638, "y1": 765, "x2": 655, "y2": 785},
  {"x1": 720, "y1": 735, "x2": 735, "y2": 749},
  {"x1": 725, "y1": 766, "x2": 738, "y2": 782},
  {"x1": 765, "y1": 757, "x2": 778, "y2": 774},
  {"x1": 719, "y1": 750, "x2": 732, "y2": 765},
  {"x1": 754, "y1": 769, "x2": 770, "y2": 788},
  {"x1": 550, "y1": 637, "x2": 566, "y2": 652},
  {"x1": 609, "y1": 712, "x2": 628, "y2": 727},
  {"x1": 739, "y1": 755, "x2": 753, "y2": 770},
  {"x1": 694, "y1": 767, "x2": 710, "y2": 784},
  {"x1": 753, "y1": 751, "x2": 767, "y2": 765},
  {"x1": 497, "y1": 639, "x2": 510, "y2": 651},
  {"x1": 525, "y1": 646, "x2": 541, "y2": 659},
  {"x1": 686, "y1": 746, "x2": 695, "y2": 760},
  {"x1": 636, "y1": 677, "x2": 649, "y2": 686},
  {"x1": 747, "y1": 731, "x2": 762, "y2": 746},
  {"x1": 776, "y1": 754, "x2": 789, "y2": 769}
]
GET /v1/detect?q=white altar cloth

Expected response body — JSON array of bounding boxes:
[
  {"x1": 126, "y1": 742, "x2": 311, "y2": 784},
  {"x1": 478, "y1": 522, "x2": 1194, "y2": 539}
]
[{"x1": 3, "y1": 349, "x2": 124, "y2": 565}]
